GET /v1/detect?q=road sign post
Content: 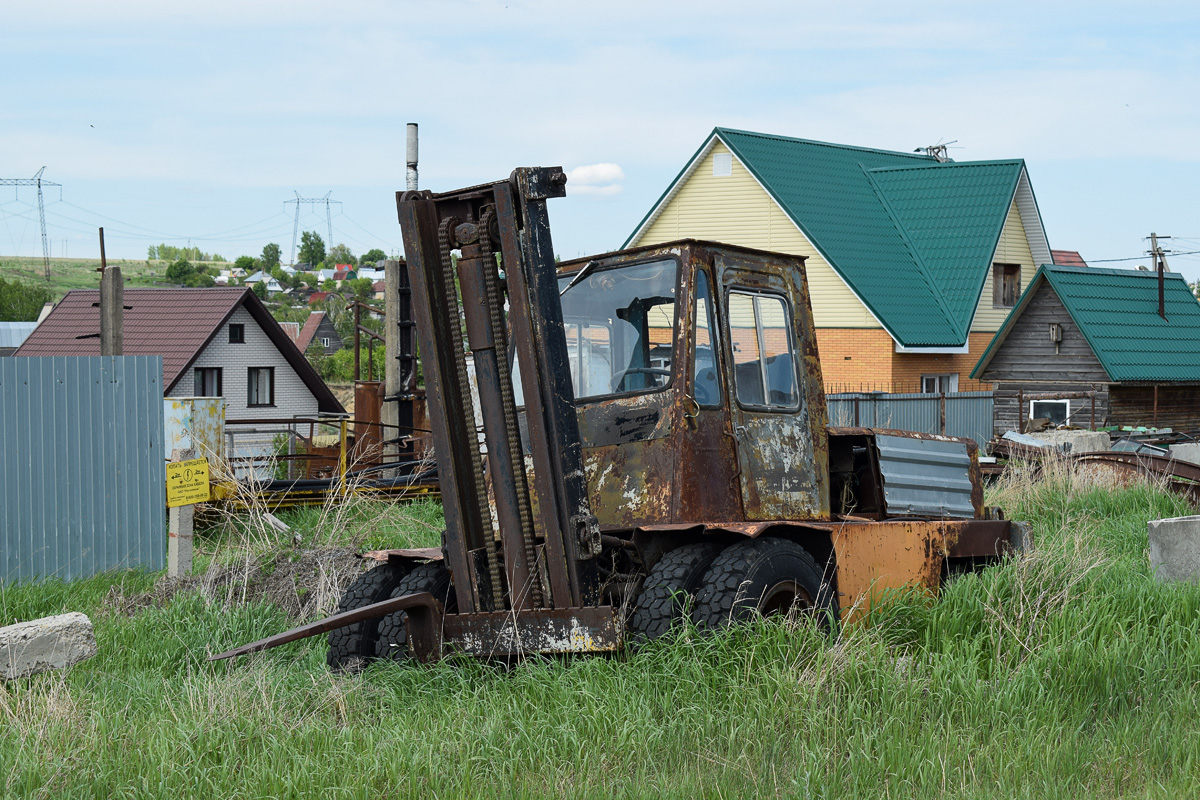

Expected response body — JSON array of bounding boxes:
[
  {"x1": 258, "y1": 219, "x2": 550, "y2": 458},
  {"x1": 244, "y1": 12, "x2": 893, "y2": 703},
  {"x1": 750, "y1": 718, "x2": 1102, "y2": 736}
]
[{"x1": 167, "y1": 449, "x2": 209, "y2": 577}]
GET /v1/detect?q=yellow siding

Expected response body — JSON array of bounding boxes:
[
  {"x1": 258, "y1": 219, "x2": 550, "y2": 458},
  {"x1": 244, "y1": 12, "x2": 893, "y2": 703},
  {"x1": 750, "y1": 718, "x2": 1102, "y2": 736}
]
[
  {"x1": 971, "y1": 200, "x2": 1037, "y2": 332},
  {"x1": 635, "y1": 142, "x2": 876, "y2": 328}
]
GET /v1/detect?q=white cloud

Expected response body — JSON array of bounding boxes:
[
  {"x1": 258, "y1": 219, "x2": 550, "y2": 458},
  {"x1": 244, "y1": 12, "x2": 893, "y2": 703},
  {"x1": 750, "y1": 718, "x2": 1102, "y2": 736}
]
[
  {"x1": 565, "y1": 163, "x2": 624, "y2": 196},
  {"x1": 567, "y1": 163, "x2": 625, "y2": 185},
  {"x1": 568, "y1": 183, "x2": 623, "y2": 197}
]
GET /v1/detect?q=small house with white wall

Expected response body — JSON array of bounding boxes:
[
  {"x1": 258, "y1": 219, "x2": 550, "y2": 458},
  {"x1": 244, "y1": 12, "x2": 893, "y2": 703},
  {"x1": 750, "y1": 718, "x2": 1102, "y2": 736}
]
[{"x1": 15, "y1": 287, "x2": 344, "y2": 467}]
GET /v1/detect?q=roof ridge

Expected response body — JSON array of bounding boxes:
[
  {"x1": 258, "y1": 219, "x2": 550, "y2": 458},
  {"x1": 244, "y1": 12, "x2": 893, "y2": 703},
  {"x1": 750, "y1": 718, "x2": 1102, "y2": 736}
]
[
  {"x1": 715, "y1": 127, "x2": 938, "y2": 163},
  {"x1": 1047, "y1": 263, "x2": 1188, "y2": 279},
  {"x1": 859, "y1": 164, "x2": 963, "y2": 339},
  {"x1": 867, "y1": 158, "x2": 1025, "y2": 173}
]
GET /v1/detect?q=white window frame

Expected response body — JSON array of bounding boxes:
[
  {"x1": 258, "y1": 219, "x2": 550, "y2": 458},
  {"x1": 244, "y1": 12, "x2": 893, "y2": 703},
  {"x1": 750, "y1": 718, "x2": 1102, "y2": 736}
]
[
  {"x1": 921, "y1": 373, "x2": 959, "y2": 394},
  {"x1": 1030, "y1": 399, "x2": 1069, "y2": 425}
]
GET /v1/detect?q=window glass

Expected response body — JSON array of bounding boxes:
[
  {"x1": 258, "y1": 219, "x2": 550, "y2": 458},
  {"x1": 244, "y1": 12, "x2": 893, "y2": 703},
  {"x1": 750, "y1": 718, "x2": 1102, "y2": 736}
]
[
  {"x1": 248, "y1": 367, "x2": 274, "y2": 406},
  {"x1": 728, "y1": 291, "x2": 797, "y2": 409},
  {"x1": 693, "y1": 271, "x2": 721, "y2": 407},
  {"x1": 194, "y1": 368, "x2": 221, "y2": 396},
  {"x1": 229, "y1": 324, "x2": 245, "y2": 343},
  {"x1": 557, "y1": 259, "x2": 678, "y2": 399},
  {"x1": 1031, "y1": 400, "x2": 1069, "y2": 426}
]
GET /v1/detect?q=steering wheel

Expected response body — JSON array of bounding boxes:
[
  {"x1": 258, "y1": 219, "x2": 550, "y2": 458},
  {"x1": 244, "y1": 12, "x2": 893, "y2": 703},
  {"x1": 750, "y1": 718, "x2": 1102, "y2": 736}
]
[{"x1": 610, "y1": 367, "x2": 671, "y2": 392}]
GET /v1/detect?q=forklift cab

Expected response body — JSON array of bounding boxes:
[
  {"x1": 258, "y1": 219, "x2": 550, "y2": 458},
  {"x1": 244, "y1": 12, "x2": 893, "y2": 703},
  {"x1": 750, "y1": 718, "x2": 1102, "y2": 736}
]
[{"x1": 549, "y1": 240, "x2": 831, "y2": 529}]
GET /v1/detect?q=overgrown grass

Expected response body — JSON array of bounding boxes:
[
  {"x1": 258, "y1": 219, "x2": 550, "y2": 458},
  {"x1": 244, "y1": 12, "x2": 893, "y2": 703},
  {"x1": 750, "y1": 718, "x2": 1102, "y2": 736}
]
[
  {"x1": 4, "y1": 464, "x2": 1200, "y2": 798},
  {"x1": 0, "y1": 257, "x2": 189, "y2": 300}
]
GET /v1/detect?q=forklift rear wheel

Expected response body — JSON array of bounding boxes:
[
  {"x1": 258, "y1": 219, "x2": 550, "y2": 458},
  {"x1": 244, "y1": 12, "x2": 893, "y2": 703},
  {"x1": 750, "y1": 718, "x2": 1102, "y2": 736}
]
[
  {"x1": 629, "y1": 543, "x2": 723, "y2": 642},
  {"x1": 327, "y1": 561, "x2": 411, "y2": 671},
  {"x1": 692, "y1": 538, "x2": 838, "y2": 634},
  {"x1": 375, "y1": 563, "x2": 455, "y2": 662}
]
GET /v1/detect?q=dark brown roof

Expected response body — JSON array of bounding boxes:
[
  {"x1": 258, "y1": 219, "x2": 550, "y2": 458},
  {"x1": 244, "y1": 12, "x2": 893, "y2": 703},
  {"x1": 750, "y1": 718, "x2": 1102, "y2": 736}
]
[
  {"x1": 1051, "y1": 249, "x2": 1088, "y2": 268},
  {"x1": 15, "y1": 287, "x2": 343, "y2": 413},
  {"x1": 296, "y1": 311, "x2": 325, "y2": 352}
]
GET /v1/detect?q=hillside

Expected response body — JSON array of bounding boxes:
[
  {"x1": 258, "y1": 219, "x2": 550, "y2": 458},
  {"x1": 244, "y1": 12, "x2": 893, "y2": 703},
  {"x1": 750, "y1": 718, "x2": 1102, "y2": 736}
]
[{"x1": 0, "y1": 255, "x2": 232, "y2": 302}]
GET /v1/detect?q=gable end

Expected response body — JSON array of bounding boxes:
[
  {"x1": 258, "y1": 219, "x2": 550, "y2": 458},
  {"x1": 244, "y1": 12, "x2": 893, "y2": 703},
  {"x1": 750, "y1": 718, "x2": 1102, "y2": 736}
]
[{"x1": 977, "y1": 280, "x2": 1109, "y2": 383}]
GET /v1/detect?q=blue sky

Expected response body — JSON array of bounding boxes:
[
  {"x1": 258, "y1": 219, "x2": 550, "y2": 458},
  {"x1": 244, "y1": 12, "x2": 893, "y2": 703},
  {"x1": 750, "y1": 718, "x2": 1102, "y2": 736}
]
[{"x1": 3, "y1": 1, "x2": 1199, "y2": 278}]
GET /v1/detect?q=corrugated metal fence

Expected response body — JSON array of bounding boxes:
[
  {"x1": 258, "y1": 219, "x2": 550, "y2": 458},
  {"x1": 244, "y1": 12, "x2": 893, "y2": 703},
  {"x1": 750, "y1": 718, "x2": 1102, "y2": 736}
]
[
  {"x1": 1, "y1": 356, "x2": 166, "y2": 582},
  {"x1": 826, "y1": 391, "x2": 994, "y2": 449}
]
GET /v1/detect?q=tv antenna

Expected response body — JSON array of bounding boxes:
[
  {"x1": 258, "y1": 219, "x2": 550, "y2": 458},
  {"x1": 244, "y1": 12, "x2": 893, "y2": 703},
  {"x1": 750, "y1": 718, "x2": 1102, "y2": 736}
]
[
  {"x1": 914, "y1": 140, "x2": 958, "y2": 163},
  {"x1": 0, "y1": 167, "x2": 61, "y2": 280},
  {"x1": 285, "y1": 191, "x2": 341, "y2": 266}
]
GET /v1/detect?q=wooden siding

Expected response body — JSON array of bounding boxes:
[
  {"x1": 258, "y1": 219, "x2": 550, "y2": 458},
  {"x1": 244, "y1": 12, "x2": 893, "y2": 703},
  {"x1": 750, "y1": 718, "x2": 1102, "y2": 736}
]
[
  {"x1": 636, "y1": 142, "x2": 876, "y2": 329},
  {"x1": 979, "y1": 282, "x2": 1110, "y2": 383},
  {"x1": 971, "y1": 200, "x2": 1036, "y2": 332},
  {"x1": 1109, "y1": 385, "x2": 1200, "y2": 431},
  {"x1": 993, "y1": 382, "x2": 1110, "y2": 437}
]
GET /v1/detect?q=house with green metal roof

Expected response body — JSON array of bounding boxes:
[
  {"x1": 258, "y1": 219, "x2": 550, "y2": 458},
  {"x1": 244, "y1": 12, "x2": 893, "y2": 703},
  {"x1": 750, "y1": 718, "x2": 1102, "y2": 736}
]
[
  {"x1": 626, "y1": 127, "x2": 1052, "y2": 392},
  {"x1": 972, "y1": 264, "x2": 1200, "y2": 433}
]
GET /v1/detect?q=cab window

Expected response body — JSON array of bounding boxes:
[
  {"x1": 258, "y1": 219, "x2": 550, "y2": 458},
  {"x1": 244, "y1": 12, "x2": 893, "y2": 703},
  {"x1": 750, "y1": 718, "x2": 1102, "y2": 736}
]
[{"x1": 727, "y1": 291, "x2": 798, "y2": 409}]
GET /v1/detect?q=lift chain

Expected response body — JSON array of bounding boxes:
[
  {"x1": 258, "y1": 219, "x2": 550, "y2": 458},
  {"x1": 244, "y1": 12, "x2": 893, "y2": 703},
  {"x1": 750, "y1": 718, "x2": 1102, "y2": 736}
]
[
  {"x1": 479, "y1": 208, "x2": 544, "y2": 608},
  {"x1": 438, "y1": 214, "x2": 504, "y2": 611}
]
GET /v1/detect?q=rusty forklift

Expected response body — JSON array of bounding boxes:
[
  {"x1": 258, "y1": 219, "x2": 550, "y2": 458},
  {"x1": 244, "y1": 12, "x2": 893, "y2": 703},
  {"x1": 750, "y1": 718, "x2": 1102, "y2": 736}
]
[{"x1": 214, "y1": 167, "x2": 1023, "y2": 667}]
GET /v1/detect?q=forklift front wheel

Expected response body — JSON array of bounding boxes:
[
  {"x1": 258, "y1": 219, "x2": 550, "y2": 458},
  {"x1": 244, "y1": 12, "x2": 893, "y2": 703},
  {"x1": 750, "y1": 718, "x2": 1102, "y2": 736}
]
[
  {"x1": 691, "y1": 538, "x2": 838, "y2": 635},
  {"x1": 629, "y1": 542, "x2": 723, "y2": 643},
  {"x1": 375, "y1": 563, "x2": 455, "y2": 662},
  {"x1": 327, "y1": 561, "x2": 411, "y2": 672}
]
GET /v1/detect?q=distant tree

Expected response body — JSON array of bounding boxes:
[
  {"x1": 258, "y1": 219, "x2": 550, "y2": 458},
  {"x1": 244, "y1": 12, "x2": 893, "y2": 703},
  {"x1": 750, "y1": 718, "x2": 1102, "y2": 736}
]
[
  {"x1": 234, "y1": 255, "x2": 257, "y2": 273},
  {"x1": 297, "y1": 271, "x2": 318, "y2": 288},
  {"x1": 194, "y1": 273, "x2": 216, "y2": 288},
  {"x1": 359, "y1": 248, "x2": 387, "y2": 266},
  {"x1": 328, "y1": 243, "x2": 355, "y2": 266},
  {"x1": 210, "y1": 254, "x2": 226, "y2": 264},
  {"x1": 165, "y1": 259, "x2": 197, "y2": 284},
  {"x1": 252, "y1": 281, "x2": 268, "y2": 300},
  {"x1": 0, "y1": 277, "x2": 54, "y2": 321},
  {"x1": 349, "y1": 277, "x2": 374, "y2": 299},
  {"x1": 261, "y1": 242, "x2": 281, "y2": 271},
  {"x1": 320, "y1": 278, "x2": 337, "y2": 292},
  {"x1": 298, "y1": 231, "x2": 326, "y2": 268}
]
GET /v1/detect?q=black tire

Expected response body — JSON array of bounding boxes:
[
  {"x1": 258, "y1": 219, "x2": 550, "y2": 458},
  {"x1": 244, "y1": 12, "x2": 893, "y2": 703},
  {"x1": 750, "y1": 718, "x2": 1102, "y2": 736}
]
[
  {"x1": 375, "y1": 563, "x2": 455, "y2": 662},
  {"x1": 692, "y1": 537, "x2": 838, "y2": 634},
  {"x1": 327, "y1": 561, "x2": 410, "y2": 671},
  {"x1": 629, "y1": 543, "x2": 723, "y2": 642}
]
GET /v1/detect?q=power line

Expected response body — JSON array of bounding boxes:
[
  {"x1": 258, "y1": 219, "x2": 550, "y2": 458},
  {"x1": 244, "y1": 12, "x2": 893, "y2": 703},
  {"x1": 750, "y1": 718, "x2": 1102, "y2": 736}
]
[
  {"x1": 1088, "y1": 249, "x2": 1200, "y2": 263},
  {"x1": 0, "y1": 168, "x2": 60, "y2": 279}
]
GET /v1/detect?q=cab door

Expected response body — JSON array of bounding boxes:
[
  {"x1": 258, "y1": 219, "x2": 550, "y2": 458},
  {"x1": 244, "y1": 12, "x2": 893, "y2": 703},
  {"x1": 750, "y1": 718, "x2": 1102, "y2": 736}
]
[{"x1": 721, "y1": 268, "x2": 824, "y2": 519}]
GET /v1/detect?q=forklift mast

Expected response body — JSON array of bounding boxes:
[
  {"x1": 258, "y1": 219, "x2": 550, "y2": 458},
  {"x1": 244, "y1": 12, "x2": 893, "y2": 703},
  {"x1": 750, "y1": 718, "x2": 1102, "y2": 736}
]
[{"x1": 396, "y1": 167, "x2": 602, "y2": 616}]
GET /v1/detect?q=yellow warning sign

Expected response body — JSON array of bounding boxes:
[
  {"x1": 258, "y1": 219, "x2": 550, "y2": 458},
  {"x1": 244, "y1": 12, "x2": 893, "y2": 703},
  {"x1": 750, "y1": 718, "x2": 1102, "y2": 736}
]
[{"x1": 166, "y1": 457, "x2": 210, "y2": 508}]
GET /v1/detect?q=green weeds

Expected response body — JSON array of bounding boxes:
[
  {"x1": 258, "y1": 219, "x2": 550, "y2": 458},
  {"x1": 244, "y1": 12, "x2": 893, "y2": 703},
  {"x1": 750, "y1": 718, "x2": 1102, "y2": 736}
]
[{"x1": 4, "y1": 464, "x2": 1200, "y2": 797}]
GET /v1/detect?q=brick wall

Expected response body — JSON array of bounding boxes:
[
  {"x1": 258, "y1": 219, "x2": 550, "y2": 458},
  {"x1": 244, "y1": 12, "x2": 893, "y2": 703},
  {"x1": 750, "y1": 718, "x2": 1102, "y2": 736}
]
[
  {"x1": 816, "y1": 329, "x2": 996, "y2": 393},
  {"x1": 167, "y1": 306, "x2": 319, "y2": 421}
]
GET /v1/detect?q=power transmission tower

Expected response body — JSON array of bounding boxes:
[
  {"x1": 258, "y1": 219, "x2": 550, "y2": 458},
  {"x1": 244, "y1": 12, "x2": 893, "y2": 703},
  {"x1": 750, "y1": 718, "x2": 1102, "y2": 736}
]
[
  {"x1": 285, "y1": 191, "x2": 340, "y2": 266},
  {"x1": 0, "y1": 167, "x2": 61, "y2": 280}
]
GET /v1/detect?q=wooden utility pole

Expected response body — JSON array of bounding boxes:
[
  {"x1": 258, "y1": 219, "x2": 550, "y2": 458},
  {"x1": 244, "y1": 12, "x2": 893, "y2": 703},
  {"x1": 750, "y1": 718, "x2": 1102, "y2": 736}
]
[
  {"x1": 1149, "y1": 232, "x2": 1171, "y2": 319},
  {"x1": 98, "y1": 228, "x2": 124, "y2": 356}
]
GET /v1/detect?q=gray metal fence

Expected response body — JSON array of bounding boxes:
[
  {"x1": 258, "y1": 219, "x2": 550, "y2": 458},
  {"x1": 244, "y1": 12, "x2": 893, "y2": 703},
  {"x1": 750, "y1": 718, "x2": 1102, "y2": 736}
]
[
  {"x1": 1, "y1": 356, "x2": 166, "y2": 582},
  {"x1": 826, "y1": 391, "x2": 995, "y2": 448}
]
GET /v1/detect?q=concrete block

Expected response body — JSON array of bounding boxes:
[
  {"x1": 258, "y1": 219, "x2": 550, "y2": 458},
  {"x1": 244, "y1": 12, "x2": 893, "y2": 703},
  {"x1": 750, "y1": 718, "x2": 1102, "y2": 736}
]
[
  {"x1": 1148, "y1": 515, "x2": 1200, "y2": 583},
  {"x1": 0, "y1": 612, "x2": 98, "y2": 680},
  {"x1": 1027, "y1": 430, "x2": 1110, "y2": 454},
  {"x1": 1168, "y1": 443, "x2": 1200, "y2": 467}
]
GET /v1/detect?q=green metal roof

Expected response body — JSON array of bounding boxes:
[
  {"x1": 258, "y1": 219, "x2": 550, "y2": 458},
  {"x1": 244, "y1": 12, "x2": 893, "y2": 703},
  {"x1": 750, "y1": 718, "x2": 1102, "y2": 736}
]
[
  {"x1": 971, "y1": 264, "x2": 1200, "y2": 382},
  {"x1": 627, "y1": 128, "x2": 1031, "y2": 347}
]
